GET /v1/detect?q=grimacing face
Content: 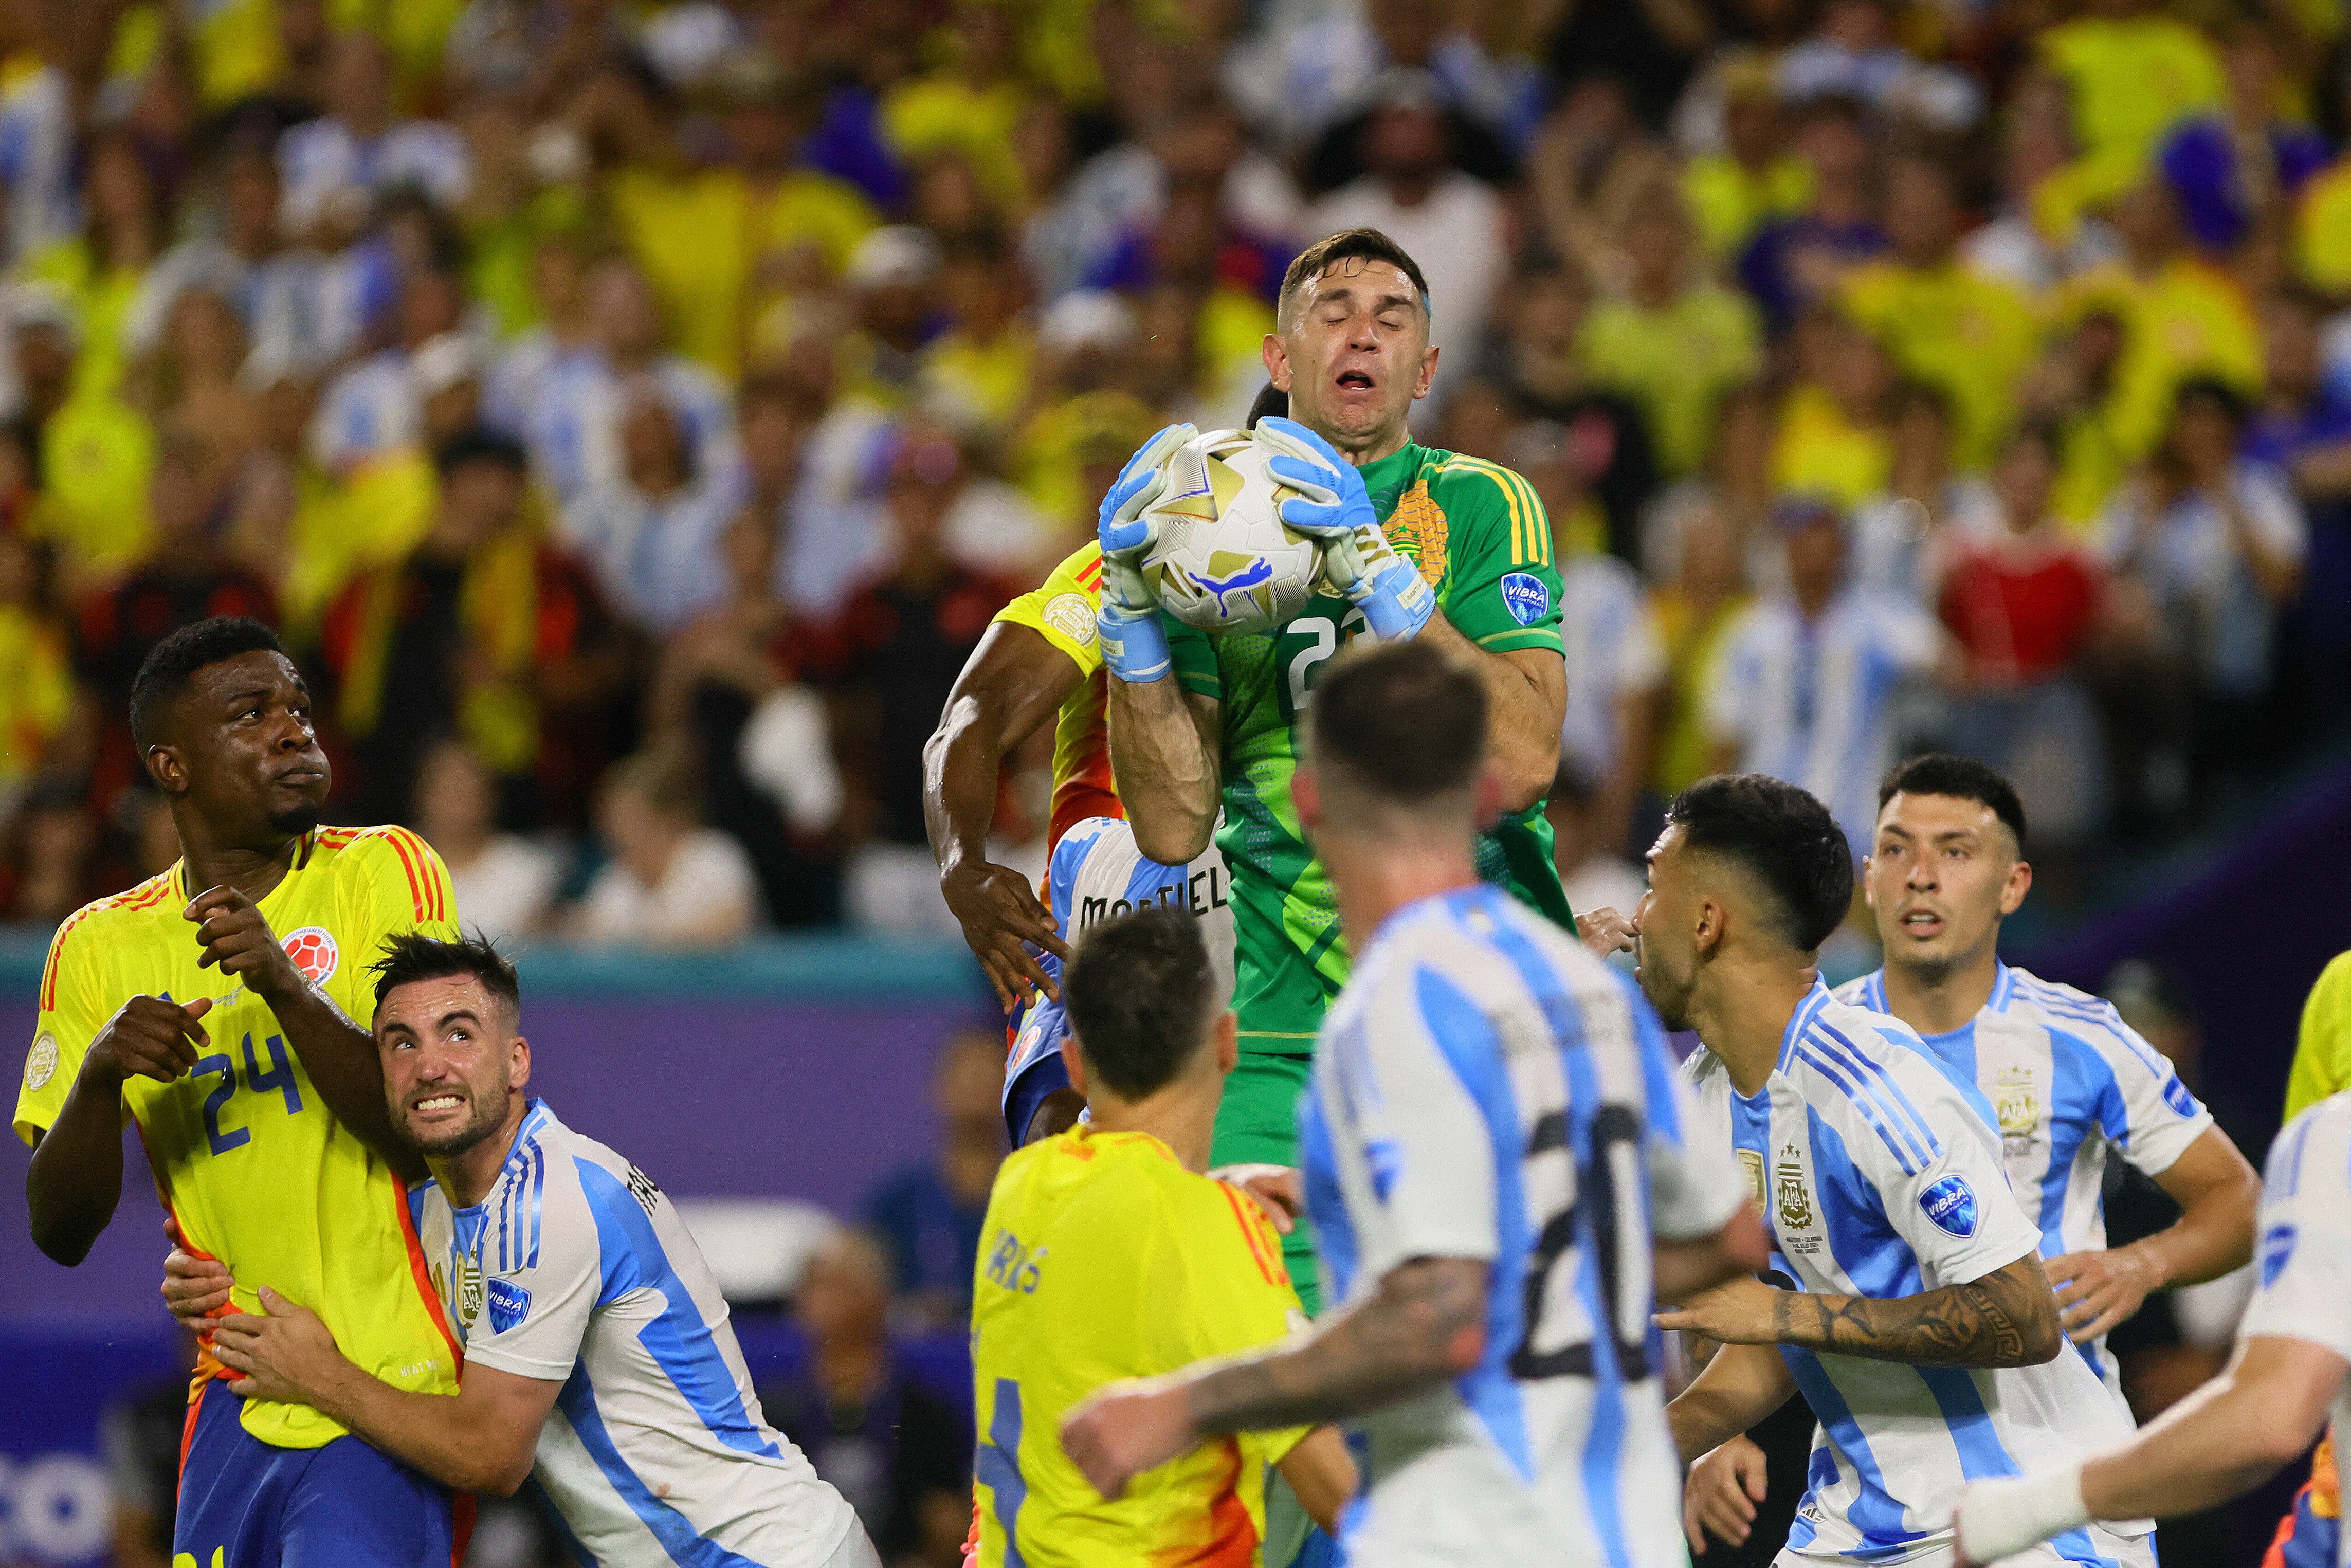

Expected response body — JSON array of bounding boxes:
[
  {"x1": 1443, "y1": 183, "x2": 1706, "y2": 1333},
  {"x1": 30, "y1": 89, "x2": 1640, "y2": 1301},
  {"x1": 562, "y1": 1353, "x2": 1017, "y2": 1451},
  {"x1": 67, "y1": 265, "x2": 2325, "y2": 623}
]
[
  {"x1": 1264, "y1": 257, "x2": 1438, "y2": 451},
  {"x1": 1634, "y1": 823, "x2": 1702, "y2": 1032},
  {"x1": 377, "y1": 974, "x2": 529, "y2": 1159},
  {"x1": 1864, "y1": 791, "x2": 2027, "y2": 984}
]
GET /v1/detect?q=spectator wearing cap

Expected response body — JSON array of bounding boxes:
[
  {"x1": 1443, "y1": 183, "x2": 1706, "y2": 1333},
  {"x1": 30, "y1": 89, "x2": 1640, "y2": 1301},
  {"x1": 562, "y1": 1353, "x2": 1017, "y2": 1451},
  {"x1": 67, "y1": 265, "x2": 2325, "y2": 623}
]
[
  {"x1": 1702, "y1": 494, "x2": 1945, "y2": 847},
  {"x1": 1577, "y1": 185, "x2": 1762, "y2": 477},
  {"x1": 562, "y1": 377, "x2": 745, "y2": 635},
  {"x1": 1736, "y1": 95, "x2": 1886, "y2": 338},
  {"x1": 1304, "y1": 71, "x2": 1508, "y2": 392},
  {"x1": 319, "y1": 428, "x2": 627, "y2": 828},
  {"x1": 840, "y1": 224, "x2": 949, "y2": 410},
  {"x1": 274, "y1": 30, "x2": 470, "y2": 243},
  {"x1": 1840, "y1": 154, "x2": 2040, "y2": 470}
]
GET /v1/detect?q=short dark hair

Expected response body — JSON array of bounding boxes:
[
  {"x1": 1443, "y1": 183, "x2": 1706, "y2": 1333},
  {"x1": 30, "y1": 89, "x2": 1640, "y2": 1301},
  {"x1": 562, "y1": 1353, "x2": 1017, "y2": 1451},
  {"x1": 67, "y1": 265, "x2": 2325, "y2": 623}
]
[
  {"x1": 1310, "y1": 639, "x2": 1486, "y2": 804},
  {"x1": 128, "y1": 615, "x2": 285, "y2": 749},
  {"x1": 434, "y1": 426, "x2": 528, "y2": 480},
  {"x1": 1666, "y1": 775, "x2": 1853, "y2": 952},
  {"x1": 1278, "y1": 228, "x2": 1432, "y2": 330},
  {"x1": 1061, "y1": 908, "x2": 1216, "y2": 1101},
  {"x1": 1878, "y1": 752, "x2": 2029, "y2": 851},
  {"x1": 370, "y1": 932, "x2": 523, "y2": 1024},
  {"x1": 1246, "y1": 382, "x2": 1289, "y2": 428}
]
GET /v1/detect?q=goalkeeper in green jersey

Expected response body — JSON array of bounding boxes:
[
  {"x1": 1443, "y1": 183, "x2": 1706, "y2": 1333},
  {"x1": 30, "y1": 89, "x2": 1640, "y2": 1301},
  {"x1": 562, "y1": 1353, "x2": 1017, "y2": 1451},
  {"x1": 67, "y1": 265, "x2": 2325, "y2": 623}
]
[{"x1": 1094, "y1": 227, "x2": 1579, "y2": 1310}]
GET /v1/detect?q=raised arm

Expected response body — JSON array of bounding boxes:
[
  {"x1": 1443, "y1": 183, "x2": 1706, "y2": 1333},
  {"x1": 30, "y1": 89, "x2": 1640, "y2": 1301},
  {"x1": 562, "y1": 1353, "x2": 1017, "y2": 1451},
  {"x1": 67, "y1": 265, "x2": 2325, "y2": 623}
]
[
  {"x1": 212, "y1": 1288, "x2": 558, "y2": 1496},
  {"x1": 1656, "y1": 1254, "x2": 2063, "y2": 1369},
  {"x1": 1106, "y1": 680, "x2": 1223, "y2": 866},
  {"x1": 1060, "y1": 1256, "x2": 1489, "y2": 1500},
  {"x1": 923, "y1": 621, "x2": 1082, "y2": 1007},
  {"x1": 185, "y1": 886, "x2": 424, "y2": 1183}
]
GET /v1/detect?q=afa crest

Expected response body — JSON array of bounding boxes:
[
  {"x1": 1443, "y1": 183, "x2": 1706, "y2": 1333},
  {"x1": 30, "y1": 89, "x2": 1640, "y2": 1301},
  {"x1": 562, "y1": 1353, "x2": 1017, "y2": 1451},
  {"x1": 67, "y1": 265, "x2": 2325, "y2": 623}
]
[
  {"x1": 455, "y1": 1254, "x2": 484, "y2": 1325},
  {"x1": 1774, "y1": 1144, "x2": 1815, "y2": 1230},
  {"x1": 1385, "y1": 481, "x2": 1449, "y2": 588},
  {"x1": 1992, "y1": 1068, "x2": 2040, "y2": 1142}
]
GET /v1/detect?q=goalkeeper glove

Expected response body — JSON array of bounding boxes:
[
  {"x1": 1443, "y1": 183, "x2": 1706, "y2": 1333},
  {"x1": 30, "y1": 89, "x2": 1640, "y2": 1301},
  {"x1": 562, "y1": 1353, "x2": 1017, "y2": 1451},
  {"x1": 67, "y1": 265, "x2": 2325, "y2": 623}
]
[
  {"x1": 1095, "y1": 422, "x2": 1197, "y2": 683},
  {"x1": 1254, "y1": 417, "x2": 1434, "y2": 642}
]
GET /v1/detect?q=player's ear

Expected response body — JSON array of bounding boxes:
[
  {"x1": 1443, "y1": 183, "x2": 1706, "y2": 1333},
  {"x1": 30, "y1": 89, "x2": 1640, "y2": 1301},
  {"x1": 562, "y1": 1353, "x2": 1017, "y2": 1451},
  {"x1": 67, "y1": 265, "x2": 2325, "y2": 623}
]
[
  {"x1": 508, "y1": 1034, "x2": 531, "y2": 1091},
  {"x1": 1058, "y1": 1033, "x2": 1089, "y2": 1100},
  {"x1": 2001, "y1": 858, "x2": 2032, "y2": 916},
  {"x1": 1262, "y1": 331, "x2": 1291, "y2": 392},
  {"x1": 1860, "y1": 858, "x2": 1878, "y2": 911},
  {"x1": 143, "y1": 741, "x2": 189, "y2": 796},
  {"x1": 1692, "y1": 895, "x2": 1727, "y2": 957},
  {"x1": 1412, "y1": 341, "x2": 1438, "y2": 400}
]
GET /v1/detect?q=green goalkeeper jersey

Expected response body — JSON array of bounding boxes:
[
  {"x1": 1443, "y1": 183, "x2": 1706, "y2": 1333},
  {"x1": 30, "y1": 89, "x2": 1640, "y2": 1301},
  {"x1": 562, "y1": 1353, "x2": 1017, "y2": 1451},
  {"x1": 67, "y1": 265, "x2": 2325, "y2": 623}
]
[{"x1": 1165, "y1": 440, "x2": 1576, "y2": 1056}]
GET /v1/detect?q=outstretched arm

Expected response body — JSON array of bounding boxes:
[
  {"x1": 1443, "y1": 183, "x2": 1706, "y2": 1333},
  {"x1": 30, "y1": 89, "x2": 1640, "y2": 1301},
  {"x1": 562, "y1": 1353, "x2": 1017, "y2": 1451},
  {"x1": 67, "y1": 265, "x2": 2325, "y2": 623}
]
[
  {"x1": 1060, "y1": 1256, "x2": 1487, "y2": 1500},
  {"x1": 924, "y1": 622, "x2": 1082, "y2": 1007},
  {"x1": 212, "y1": 1288, "x2": 559, "y2": 1496},
  {"x1": 1656, "y1": 1254, "x2": 2063, "y2": 1368}
]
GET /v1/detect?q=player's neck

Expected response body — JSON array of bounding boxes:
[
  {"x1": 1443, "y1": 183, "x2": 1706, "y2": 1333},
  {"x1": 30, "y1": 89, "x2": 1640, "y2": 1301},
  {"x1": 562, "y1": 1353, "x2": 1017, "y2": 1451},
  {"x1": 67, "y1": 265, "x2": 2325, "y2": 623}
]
[
  {"x1": 1321, "y1": 832, "x2": 1478, "y2": 950},
  {"x1": 1880, "y1": 943, "x2": 2000, "y2": 1037},
  {"x1": 431, "y1": 1099, "x2": 530, "y2": 1209},
  {"x1": 1089, "y1": 1078, "x2": 1219, "y2": 1173},
  {"x1": 1694, "y1": 958, "x2": 1824, "y2": 1097},
  {"x1": 175, "y1": 819, "x2": 302, "y2": 904}
]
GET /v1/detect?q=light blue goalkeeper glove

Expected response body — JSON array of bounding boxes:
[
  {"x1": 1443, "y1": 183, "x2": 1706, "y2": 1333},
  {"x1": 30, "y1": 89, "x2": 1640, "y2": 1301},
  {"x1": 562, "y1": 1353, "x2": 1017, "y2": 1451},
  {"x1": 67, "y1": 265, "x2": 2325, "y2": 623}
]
[
  {"x1": 1254, "y1": 417, "x2": 1435, "y2": 642},
  {"x1": 1095, "y1": 422, "x2": 1197, "y2": 683}
]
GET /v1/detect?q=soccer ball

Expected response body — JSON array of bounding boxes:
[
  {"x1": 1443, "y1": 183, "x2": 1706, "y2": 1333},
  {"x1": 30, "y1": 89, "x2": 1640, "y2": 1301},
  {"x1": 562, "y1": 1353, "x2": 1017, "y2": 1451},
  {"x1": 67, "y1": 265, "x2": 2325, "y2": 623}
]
[{"x1": 1142, "y1": 429, "x2": 1325, "y2": 635}]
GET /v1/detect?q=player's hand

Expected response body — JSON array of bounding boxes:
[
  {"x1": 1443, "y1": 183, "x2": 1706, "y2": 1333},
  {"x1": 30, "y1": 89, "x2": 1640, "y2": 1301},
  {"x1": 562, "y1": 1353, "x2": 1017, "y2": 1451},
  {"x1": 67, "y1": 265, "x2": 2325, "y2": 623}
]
[
  {"x1": 941, "y1": 856, "x2": 1071, "y2": 1010},
  {"x1": 83, "y1": 994, "x2": 213, "y2": 1089},
  {"x1": 2045, "y1": 1246, "x2": 2160, "y2": 1342},
  {"x1": 1576, "y1": 906, "x2": 1638, "y2": 958},
  {"x1": 1254, "y1": 417, "x2": 1433, "y2": 642},
  {"x1": 161, "y1": 1216, "x2": 235, "y2": 1326},
  {"x1": 1212, "y1": 1164, "x2": 1302, "y2": 1235},
  {"x1": 211, "y1": 1287, "x2": 339, "y2": 1404},
  {"x1": 1060, "y1": 1378, "x2": 1199, "y2": 1502},
  {"x1": 1096, "y1": 423, "x2": 1196, "y2": 683},
  {"x1": 185, "y1": 886, "x2": 304, "y2": 1004},
  {"x1": 1684, "y1": 1434, "x2": 1769, "y2": 1553},
  {"x1": 1654, "y1": 1274, "x2": 1783, "y2": 1345},
  {"x1": 1950, "y1": 1470, "x2": 2088, "y2": 1566}
]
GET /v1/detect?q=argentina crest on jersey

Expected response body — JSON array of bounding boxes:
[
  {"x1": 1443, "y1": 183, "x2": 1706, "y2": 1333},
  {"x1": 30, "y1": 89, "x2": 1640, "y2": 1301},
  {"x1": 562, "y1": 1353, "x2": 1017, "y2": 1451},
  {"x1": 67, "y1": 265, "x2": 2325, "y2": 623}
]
[{"x1": 1772, "y1": 1138, "x2": 1825, "y2": 1257}]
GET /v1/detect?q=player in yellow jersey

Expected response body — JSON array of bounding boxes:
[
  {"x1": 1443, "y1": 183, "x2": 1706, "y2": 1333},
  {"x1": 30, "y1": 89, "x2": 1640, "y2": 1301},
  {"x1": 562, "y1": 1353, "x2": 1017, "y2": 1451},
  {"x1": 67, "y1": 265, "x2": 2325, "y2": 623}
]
[
  {"x1": 14, "y1": 616, "x2": 466, "y2": 1567},
  {"x1": 971, "y1": 907, "x2": 1354, "y2": 1566}
]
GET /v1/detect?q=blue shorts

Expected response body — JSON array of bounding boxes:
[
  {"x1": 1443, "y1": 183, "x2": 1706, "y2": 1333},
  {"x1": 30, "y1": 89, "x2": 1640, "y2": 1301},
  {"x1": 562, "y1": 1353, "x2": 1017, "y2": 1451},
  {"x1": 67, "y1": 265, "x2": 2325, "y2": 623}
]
[{"x1": 175, "y1": 1378, "x2": 465, "y2": 1567}]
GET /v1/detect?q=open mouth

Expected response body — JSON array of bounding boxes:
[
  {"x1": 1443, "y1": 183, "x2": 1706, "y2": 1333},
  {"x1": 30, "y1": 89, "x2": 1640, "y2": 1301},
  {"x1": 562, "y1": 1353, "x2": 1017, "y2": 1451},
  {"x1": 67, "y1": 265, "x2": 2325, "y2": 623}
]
[
  {"x1": 1898, "y1": 908, "x2": 1945, "y2": 938},
  {"x1": 410, "y1": 1093, "x2": 466, "y2": 1114},
  {"x1": 1333, "y1": 367, "x2": 1377, "y2": 392}
]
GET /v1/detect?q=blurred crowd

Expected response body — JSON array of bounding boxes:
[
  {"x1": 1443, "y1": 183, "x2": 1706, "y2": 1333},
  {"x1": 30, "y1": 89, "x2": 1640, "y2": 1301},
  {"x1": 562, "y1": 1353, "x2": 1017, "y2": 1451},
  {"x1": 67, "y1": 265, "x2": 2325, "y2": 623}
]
[{"x1": 0, "y1": 0, "x2": 2347, "y2": 941}]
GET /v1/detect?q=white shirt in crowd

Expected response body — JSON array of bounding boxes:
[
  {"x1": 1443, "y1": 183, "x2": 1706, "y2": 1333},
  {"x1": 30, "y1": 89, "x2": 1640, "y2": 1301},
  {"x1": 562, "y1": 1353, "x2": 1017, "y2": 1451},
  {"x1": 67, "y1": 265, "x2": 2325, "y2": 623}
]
[
  {"x1": 1301, "y1": 172, "x2": 1507, "y2": 402},
  {"x1": 2094, "y1": 462, "x2": 2309, "y2": 698},
  {"x1": 446, "y1": 836, "x2": 563, "y2": 945},
  {"x1": 577, "y1": 829, "x2": 759, "y2": 945}
]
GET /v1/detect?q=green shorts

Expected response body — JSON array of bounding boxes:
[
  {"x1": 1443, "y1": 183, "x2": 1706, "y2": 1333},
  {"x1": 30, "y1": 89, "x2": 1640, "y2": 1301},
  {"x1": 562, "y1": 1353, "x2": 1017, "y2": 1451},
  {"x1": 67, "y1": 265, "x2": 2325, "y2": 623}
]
[{"x1": 1210, "y1": 1049, "x2": 1322, "y2": 1315}]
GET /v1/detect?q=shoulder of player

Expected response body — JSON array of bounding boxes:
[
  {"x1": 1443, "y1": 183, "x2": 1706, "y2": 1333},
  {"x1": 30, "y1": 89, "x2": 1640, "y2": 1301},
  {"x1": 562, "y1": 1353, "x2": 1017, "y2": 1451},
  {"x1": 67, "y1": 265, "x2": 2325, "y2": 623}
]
[
  {"x1": 315, "y1": 824, "x2": 454, "y2": 925},
  {"x1": 1999, "y1": 968, "x2": 2161, "y2": 1065},
  {"x1": 1787, "y1": 999, "x2": 1966, "y2": 1164},
  {"x1": 2266, "y1": 1091, "x2": 2351, "y2": 1201},
  {"x1": 1829, "y1": 973, "x2": 1875, "y2": 1010},
  {"x1": 48, "y1": 869, "x2": 180, "y2": 951},
  {"x1": 1419, "y1": 449, "x2": 1544, "y2": 527}
]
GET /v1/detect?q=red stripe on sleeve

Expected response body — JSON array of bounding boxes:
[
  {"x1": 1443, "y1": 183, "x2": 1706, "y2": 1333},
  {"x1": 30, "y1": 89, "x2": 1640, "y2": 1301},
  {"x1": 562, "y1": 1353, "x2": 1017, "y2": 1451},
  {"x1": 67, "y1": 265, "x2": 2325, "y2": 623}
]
[
  {"x1": 1218, "y1": 1182, "x2": 1284, "y2": 1287},
  {"x1": 377, "y1": 828, "x2": 429, "y2": 923}
]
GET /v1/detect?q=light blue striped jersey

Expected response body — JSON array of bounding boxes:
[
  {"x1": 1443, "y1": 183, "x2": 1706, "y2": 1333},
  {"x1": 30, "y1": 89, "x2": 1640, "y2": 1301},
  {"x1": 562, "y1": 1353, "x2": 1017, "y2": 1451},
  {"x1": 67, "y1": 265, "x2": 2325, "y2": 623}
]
[
  {"x1": 1302, "y1": 883, "x2": 1742, "y2": 1566},
  {"x1": 2239, "y1": 1092, "x2": 2351, "y2": 1568},
  {"x1": 412, "y1": 1100, "x2": 860, "y2": 1567},
  {"x1": 1839, "y1": 962, "x2": 2214, "y2": 1391},
  {"x1": 1682, "y1": 984, "x2": 2147, "y2": 1565},
  {"x1": 1000, "y1": 816, "x2": 1234, "y2": 1134}
]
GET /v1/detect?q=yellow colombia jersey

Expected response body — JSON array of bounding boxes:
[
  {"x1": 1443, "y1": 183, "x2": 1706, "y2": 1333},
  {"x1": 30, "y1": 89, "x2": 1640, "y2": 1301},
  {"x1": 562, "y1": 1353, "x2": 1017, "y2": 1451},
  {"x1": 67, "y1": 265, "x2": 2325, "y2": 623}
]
[
  {"x1": 13, "y1": 825, "x2": 462, "y2": 1449},
  {"x1": 2287, "y1": 950, "x2": 2351, "y2": 1121},
  {"x1": 993, "y1": 542, "x2": 1118, "y2": 848},
  {"x1": 971, "y1": 1125, "x2": 1308, "y2": 1568}
]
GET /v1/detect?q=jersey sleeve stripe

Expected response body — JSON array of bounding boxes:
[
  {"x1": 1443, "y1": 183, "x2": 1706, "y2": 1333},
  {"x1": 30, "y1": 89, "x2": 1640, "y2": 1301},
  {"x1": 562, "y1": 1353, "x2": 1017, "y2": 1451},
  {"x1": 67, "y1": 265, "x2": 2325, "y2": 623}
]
[
  {"x1": 373, "y1": 827, "x2": 431, "y2": 922},
  {"x1": 392, "y1": 826, "x2": 449, "y2": 923},
  {"x1": 1792, "y1": 1046, "x2": 1924, "y2": 1175},
  {"x1": 1810, "y1": 1021, "x2": 1943, "y2": 1160},
  {"x1": 1217, "y1": 1180, "x2": 1284, "y2": 1286},
  {"x1": 1454, "y1": 458, "x2": 1537, "y2": 566}
]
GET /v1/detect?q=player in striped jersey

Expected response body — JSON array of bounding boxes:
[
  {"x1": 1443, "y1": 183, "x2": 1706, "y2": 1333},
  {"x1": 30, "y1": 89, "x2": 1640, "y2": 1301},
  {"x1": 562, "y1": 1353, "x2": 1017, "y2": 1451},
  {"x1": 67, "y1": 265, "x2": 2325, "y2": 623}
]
[
  {"x1": 1062, "y1": 642, "x2": 1765, "y2": 1566},
  {"x1": 1000, "y1": 814, "x2": 1234, "y2": 1145},
  {"x1": 186, "y1": 934, "x2": 875, "y2": 1568},
  {"x1": 1954, "y1": 1089, "x2": 2351, "y2": 1568},
  {"x1": 1638, "y1": 775, "x2": 2152, "y2": 1568}
]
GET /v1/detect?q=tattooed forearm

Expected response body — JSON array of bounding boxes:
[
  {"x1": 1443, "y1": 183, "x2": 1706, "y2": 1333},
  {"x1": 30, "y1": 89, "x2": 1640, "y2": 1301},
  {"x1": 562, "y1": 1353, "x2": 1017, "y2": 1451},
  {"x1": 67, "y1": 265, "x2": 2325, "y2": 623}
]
[
  {"x1": 1767, "y1": 1256, "x2": 2060, "y2": 1368},
  {"x1": 1183, "y1": 1257, "x2": 1492, "y2": 1434}
]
